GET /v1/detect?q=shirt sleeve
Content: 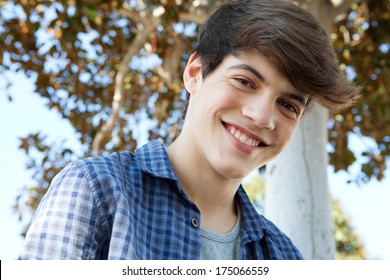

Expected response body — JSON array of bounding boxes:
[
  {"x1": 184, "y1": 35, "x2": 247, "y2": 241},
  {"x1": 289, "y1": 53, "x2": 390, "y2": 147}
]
[{"x1": 18, "y1": 162, "x2": 103, "y2": 259}]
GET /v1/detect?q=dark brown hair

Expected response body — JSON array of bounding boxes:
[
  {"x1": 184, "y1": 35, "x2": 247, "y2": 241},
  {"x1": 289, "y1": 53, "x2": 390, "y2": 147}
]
[{"x1": 195, "y1": 0, "x2": 360, "y2": 112}]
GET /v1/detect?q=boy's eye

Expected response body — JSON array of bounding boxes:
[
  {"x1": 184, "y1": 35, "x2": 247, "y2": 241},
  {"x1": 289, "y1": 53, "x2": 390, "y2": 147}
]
[
  {"x1": 234, "y1": 78, "x2": 254, "y2": 89},
  {"x1": 278, "y1": 100, "x2": 299, "y2": 116}
]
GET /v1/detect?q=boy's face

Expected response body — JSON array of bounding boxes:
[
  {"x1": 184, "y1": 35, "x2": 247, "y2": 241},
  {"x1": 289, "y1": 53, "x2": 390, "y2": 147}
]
[{"x1": 183, "y1": 51, "x2": 308, "y2": 180}]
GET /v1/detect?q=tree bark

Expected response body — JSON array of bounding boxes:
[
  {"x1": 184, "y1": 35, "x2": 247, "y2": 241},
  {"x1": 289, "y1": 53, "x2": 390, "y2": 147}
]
[{"x1": 265, "y1": 106, "x2": 335, "y2": 259}]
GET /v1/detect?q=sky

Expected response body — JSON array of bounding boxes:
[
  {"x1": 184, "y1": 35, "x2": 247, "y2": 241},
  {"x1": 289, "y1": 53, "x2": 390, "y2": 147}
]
[{"x1": 0, "y1": 72, "x2": 389, "y2": 260}]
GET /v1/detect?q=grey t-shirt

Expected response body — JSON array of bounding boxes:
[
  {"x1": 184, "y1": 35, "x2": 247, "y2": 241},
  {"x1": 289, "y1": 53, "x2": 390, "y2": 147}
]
[{"x1": 200, "y1": 214, "x2": 241, "y2": 260}]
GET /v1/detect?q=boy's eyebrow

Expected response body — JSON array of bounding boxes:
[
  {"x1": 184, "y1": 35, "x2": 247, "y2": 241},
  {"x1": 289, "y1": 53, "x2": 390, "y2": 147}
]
[
  {"x1": 228, "y1": 64, "x2": 308, "y2": 107},
  {"x1": 228, "y1": 64, "x2": 266, "y2": 83}
]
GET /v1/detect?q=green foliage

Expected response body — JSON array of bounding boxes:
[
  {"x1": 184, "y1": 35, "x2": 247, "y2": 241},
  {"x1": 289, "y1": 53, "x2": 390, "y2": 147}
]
[
  {"x1": 329, "y1": 0, "x2": 390, "y2": 183},
  {"x1": 0, "y1": 0, "x2": 202, "y2": 154},
  {"x1": 14, "y1": 132, "x2": 77, "y2": 237},
  {"x1": 333, "y1": 199, "x2": 366, "y2": 259},
  {"x1": 242, "y1": 175, "x2": 265, "y2": 203}
]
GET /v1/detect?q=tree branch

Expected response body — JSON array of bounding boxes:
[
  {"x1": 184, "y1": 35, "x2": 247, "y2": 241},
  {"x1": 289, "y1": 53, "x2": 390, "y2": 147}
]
[
  {"x1": 91, "y1": 4, "x2": 158, "y2": 153},
  {"x1": 178, "y1": 0, "x2": 220, "y2": 24},
  {"x1": 117, "y1": 2, "x2": 144, "y2": 23},
  {"x1": 179, "y1": 11, "x2": 208, "y2": 25}
]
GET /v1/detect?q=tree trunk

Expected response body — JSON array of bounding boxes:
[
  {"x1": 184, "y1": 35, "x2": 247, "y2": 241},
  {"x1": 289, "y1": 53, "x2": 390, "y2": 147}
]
[
  {"x1": 265, "y1": 106, "x2": 335, "y2": 259},
  {"x1": 264, "y1": 0, "x2": 359, "y2": 259}
]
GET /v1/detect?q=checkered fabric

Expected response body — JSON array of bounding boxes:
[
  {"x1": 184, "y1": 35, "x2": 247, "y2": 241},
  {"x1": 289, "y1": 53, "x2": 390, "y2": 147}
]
[{"x1": 19, "y1": 140, "x2": 303, "y2": 260}]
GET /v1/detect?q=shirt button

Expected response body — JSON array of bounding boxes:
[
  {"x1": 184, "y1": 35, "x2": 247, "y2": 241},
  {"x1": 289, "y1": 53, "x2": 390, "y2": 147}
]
[{"x1": 191, "y1": 218, "x2": 199, "y2": 227}]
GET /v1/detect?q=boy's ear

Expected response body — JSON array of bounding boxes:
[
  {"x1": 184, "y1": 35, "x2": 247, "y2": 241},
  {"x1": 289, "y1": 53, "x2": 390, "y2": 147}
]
[{"x1": 183, "y1": 53, "x2": 202, "y2": 95}]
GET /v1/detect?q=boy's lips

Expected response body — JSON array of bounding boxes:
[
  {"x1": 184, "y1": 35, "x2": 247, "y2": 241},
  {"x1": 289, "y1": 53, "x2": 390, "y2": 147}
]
[{"x1": 222, "y1": 122, "x2": 269, "y2": 151}]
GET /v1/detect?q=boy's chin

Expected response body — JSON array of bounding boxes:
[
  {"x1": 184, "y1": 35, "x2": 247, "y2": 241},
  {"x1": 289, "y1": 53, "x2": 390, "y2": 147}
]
[{"x1": 215, "y1": 164, "x2": 255, "y2": 181}]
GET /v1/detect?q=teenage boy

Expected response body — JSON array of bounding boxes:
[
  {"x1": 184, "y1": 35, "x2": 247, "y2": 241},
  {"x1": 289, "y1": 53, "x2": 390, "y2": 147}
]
[{"x1": 19, "y1": 0, "x2": 359, "y2": 260}]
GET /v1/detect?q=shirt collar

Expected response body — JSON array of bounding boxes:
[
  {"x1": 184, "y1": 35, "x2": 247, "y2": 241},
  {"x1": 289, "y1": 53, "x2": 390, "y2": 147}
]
[
  {"x1": 135, "y1": 140, "x2": 178, "y2": 181},
  {"x1": 136, "y1": 140, "x2": 270, "y2": 242},
  {"x1": 236, "y1": 186, "x2": 269, "y2": 242}
]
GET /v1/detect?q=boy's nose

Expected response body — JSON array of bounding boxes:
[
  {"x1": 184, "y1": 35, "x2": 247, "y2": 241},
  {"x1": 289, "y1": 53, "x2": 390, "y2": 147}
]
[{"x1": 241, "y1": 94, "x2": 276, "y2": 130}]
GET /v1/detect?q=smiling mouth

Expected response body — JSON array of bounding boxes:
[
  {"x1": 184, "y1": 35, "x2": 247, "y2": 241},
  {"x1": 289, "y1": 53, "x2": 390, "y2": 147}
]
[{"x1": 223, "y1": 122, "x2": 268, "y2": 148}]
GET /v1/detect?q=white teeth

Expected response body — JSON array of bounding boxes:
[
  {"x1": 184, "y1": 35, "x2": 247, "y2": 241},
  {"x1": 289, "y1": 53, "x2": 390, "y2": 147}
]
[
  {"x1": 227, "y1": 125, "x2": 261, "y2": 147},
  {"x1": 246, "y1": 138, "x2": 257, "y2": 146},
  {"x1": 239, "y1": 134, "x2": 248, "y2": 143}
]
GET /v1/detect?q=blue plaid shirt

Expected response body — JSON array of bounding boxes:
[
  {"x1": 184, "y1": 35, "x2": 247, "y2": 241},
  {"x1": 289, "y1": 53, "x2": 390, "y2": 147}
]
[{"x1": 19, "y1": 140, "x2": 303, "y2": 260}]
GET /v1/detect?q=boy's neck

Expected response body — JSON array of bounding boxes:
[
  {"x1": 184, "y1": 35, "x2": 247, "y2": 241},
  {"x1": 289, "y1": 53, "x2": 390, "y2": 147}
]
[{"x1": 166, "y1": 136, "x2": 241, "y2": 233}]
